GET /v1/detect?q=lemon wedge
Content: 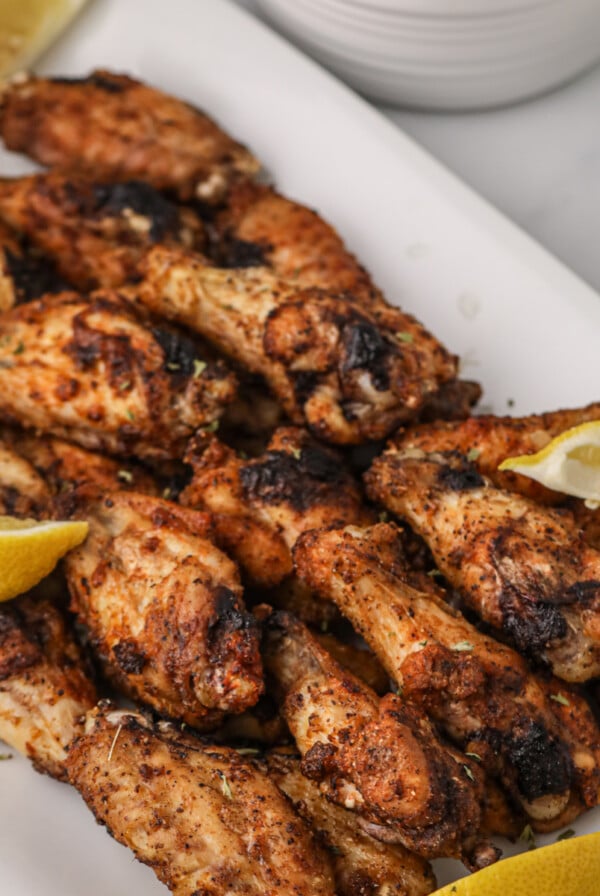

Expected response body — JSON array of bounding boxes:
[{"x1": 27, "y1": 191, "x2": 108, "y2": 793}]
[
  {"x1": 0, "y1": 515, "x2": 88, "y2": 602},
  {"x1": 433, "y1": 832, "x2": 600, "y2": 896},
  {"x1": 498, "y1": 420, "x2": 600, "y2": 507},
  {"x1": 0, "y1": 0, "x2": 89, "y2": 79}
]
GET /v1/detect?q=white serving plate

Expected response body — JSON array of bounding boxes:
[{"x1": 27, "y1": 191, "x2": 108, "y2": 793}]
[{"x1": 0, "y1": 0, "x2": 599, "y2": 892}]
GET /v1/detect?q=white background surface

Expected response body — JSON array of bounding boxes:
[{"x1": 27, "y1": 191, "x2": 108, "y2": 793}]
[{"x1": 239, "y1": 0, "x2": 600, "y2": 293}]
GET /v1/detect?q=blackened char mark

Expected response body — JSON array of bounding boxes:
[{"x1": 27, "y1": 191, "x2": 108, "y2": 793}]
[
  {"x1": 438, "y1": 457, "x2": 484, "y2": 491},
  {"x1": 341, "y1": 320, "x2": 390, "y2": 392},
  {"x1": 507, "y1": 721, "x2": 572, "y2": 801},
  {"x1": 208, "y1": 586, "x2": 258, "y2": 653},
  {"x1": 152, "y1": 327, "x2": 198, "y2": 376},
  {"x1": 50, "y1": 74, "x2": 124, "y2": 93},
  {"x1": 565, "y1": 580, "x2": 600, "y2": 603},
  {"x1": 292, "y1": 370, "x2": 319, "y2": 406},
  {"x1": 240, "y1": 445, "x2": 345, "y2": 512},
  {"x1": 5, "y1": 247, "x2": 69, "y2": 304},
  {"x1": 301, "y1": 741, "x2": 337, "y2": 780},
  {"x1": 112, "y1": 640, "x2": 146, "y2": 675},
  {"x1": 218, "y1": 236, "x2": 268, "y2": 269},
  {"x1": 93, "y1": 182, "x2": 179, "y2": 241},
  {"x1": 0, "y1": 607, "x2": 39, "y2": 680}
]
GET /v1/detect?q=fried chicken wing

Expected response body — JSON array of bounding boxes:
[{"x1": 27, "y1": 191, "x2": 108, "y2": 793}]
[
  {"x1": 262, "y1": 610, "x2": 491, "y2": 867},
  {"x1": 0, "y1": 592, "x2": 96, "y2": 780},
  {"x1": 0, "y1": 173, "x2": 205, "y2": 290},
  {"x1": 0, "y1": 439, "x2": 50, "y2": 517},
  {"x1": 67, "y1": 704, "x2": 336, "y2": 896},
  {"x1": 0, "y1": 291, "x2": 236, "y2": 460},
  {"x1": 135, "y1": 246, "x2": 458, "y2": 444},
  {"x1": 62, "y1": 488, "x2": 263, "y2": 728},
  {"x1": 0, "y1": 71, "x2": 260, "y2": 202},
  {"x1": 294, "y1": 523, "x2": 600, "y2": 829},
  {"x1": 266, "y1": 751, "x2": 436, "y2": 896},
  {"x1": 366, "y1": 450, "x2": 600, "y2": 682}
]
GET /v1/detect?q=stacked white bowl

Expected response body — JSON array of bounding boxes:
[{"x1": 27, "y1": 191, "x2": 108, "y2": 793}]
[{"x1": 254, "y1": 0, "x2": 600, "y2": 110}]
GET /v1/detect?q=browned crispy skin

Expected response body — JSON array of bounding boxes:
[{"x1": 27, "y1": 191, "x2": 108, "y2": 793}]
[
  {"x1": 0, "y1": 439, "x2": 51, "y2": 517},
  {"x1": 63, "y1": 489, "x2": 263, "y2": 728},
  {"x1": 366, "y1": 450, "x2": 600, "y2": 682},
  {"x1": 315, "y1": 633, "x2": 389, "y2": 696},
  {"x1": 262, "y1": 610, "x2": 491, "y2": 867},
  {"x1": 0, "y1": 592, "x2": 96, "y2": 780},
  {"x1": 266, "y1": 751, "x2": 437, "y2": 896},
  {"x1": 135, "y1": 246, "x2": 458, "y2": 444},
  {"x1": 417, "y1": 378, "x2": 482, "y2": 423},
  {"x1": 0, "y1": 291, "x2": 236, "y2": 461},
  {"x1": 67, "y1": 705, "x2": 335, "y2": 896},
  {"x1": 294, "y1": 523, "x2": 600, "y2": 829},
  {"x1": 0, "y1": 173, "x2": 205, "y2": 290},
  {"x1": 0, "y1": 71, "x2": 260, "y2": 202}
]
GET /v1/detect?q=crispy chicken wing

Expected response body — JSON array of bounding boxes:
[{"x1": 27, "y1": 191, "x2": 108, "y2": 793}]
[
  {"x1": 0, "y1": 71, "x2": 260, "y2": 202},
  {"x1": 0, "y1": 439, "x2": 50, "y2": 517},
  {"x1": 366, "y1": 450, "x2": 600, "y2": 682},
  {"x1": 135, "y1": 246, "x2": 458, "y2": 444},
  {"x1": 63, "y1": 489, "x2": 263, "y2": 728},
  {"x1": 0, "y1": 173, "x2": 205, "y2": 290},
  {"x1": 262, "y1": 610, "x2": 491, "y2": 867},
  {"x1": 0, "y1": 592, "x2": 96, "y2": 780},
  {"x1": 294, "y1": 523, "x2": 600, "y2": 829},
  {"x1": 266, "y1": 751, "x2": 436, "y2": 896},
  {"x1": 0, "y1": 291, "x2": 236, "y2": 460},
  {"x1": 67, "y1": 704, "x2": 336, "y2": 896}
]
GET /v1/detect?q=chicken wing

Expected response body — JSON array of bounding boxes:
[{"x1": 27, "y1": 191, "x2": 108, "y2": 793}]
[
  {"x1": 261, "y1": 610, "x2": 492, "y2": 867},
  {"x1": 0, "y1": 173, "x2": 205, "y2": 290},
  {"x1": 0, "y1": 591, "x2": 96, "y2": 780},
  {"x1": 294, "y1": 523, "x2": 600, "y2": 829},
  {"x1": 66, "y1": 704, "x2": 336, "y2": 896},
  {"x1": 0, "y1": 291, "x2": 236, "y2": 461},
  {"x1": 0, "y1": 439, "x2": 50, "y2": 517},
  {"x1": 265, "y1": 750, "x2": 436, "y2": 896},
  {"x1": 135, "y1": 245, "x2": 458, "y2": 444},
  {"x1": 63, "y1": 488, "x2": 263, "y2": 728},
  {"x1": 0, "y1": 70, "x2": 260, "y2": 202},
  {"x1": 366, "y1": 449, "x2": 600, "y2": 682}
]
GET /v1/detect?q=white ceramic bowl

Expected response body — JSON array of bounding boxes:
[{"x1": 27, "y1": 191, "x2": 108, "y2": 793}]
[{"x1": 255, "y1": 0, "x2": 600, "y2": 109}]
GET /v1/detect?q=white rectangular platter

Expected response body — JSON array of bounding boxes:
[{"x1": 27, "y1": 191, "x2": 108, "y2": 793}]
[{"x1": 1, "y1": 0, "x2": 599, "y2": 892}]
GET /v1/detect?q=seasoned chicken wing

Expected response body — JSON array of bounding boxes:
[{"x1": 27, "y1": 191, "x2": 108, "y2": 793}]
[
  {"x1": 0, "y1": 592, "x2": 96, "y2": 780},
  {"x1": 294, "y1": 523, "x2": 600, "y2": 829},
  {"x1": 0, "y1": 173, "x2": 204, "y2": 290},
  {"x1": 135, "y1": 246, "x2": 458, "y2": 444},
  {"x1": 366, "y1": 450, "x2": 600, "y2": 682},
  {"x1": 266, "y1": 751, "x2": 436, "y2": 896},
  {"x1": 0, "y1": 439, "x2": 50, "y2": 517},
  {"x1": 262, "y1": 610, "x2": 492, "y2": 867},
  {"x1": 0, "y1": 291, "x2": 236, "y2": 461},
  {"x1": 63, "y1": 489, "x2": 263, "y2": 728},
  {"x1": 67, "y1": 704, "x2": 336, "y2": 896},
  {"x1": 0, "y1": 71, "x2": 260, "y2": 202}
]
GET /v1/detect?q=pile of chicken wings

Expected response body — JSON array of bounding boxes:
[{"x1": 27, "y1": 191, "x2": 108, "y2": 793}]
[{"x1": 0, "y1": 70, "x2": 599, "y2": 896}]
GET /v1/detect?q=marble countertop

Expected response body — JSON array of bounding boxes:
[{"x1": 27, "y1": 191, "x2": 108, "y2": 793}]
[{"x1": 235, "y1": 0, "x2": 600, "y2": 294}]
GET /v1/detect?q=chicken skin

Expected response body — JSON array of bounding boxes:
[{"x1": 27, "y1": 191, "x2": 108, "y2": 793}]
[
  {"x1": 0, "y1": 592, "x2": 97, "y2": 780},
  {"x1": 0, "y1": 291, "x2": 236, "y2": 461},
  {"x1": 63, "y1": 488, "x2": 263, "y2": 728},
  {"x1": 265, "y1": 751, "x2": 437, "y2": 896},
  {"x1": 0, "y1": 70, "x2": 260, "y2": 202},
  {"x1": 366, "y1": 450, "x2": 600, "y2": 682},
  {"x1": 135, "y1": 246, "x2": 459, "y2": 444},
  {"x1": 0, "y1": 439, "x2": 51, "y2": 517},
  {"x1": 261, "y1": 610, "x2": 492, "y2": 867},
  {"x1": 294, "y1": 523, "x2": 600, "y2": 830},
  {"x1": 0, "y1": 173, "x2": 205, "y2": 290},
  {"x1": 67, "y1": 704, "x2": 336, "y2": 896}
]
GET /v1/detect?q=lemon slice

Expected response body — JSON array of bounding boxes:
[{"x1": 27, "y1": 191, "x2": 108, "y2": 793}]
[
  {"x1": 433, "y1": 832, "x2": 600, "y2": 896},
  {"x1": 498, "y1": 420, "x2": 600, "y2": 507},
  {"x1": 0, "y1": 0, "x2": 89, "y2": 79},
  {"x1": 0, "y1": 515, "x2": 88, "y2": 602}
]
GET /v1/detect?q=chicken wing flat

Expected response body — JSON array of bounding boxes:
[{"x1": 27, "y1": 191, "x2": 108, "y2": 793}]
[
  {"x1": 67, "y1": 704, "x2": 336, "y2": 896},
  {"x1": 262, "y1": 610, "x2": 492, "y2": 867},
  {"x1": 266, "y1": 751, "x2": 436, "y2": 896},
  {"x1": 0, "y1": 71, "x2": 260, "y2": 202},
  {"x1": 0, "y1": 291, "x2": 236, "y2": 460},
  {"x1": 366, "y1": 450, "x2": 600, "y2": 682},
  {"x1": 136, "y1": 246, "x2": 458, "y2": 444},
  {"x1": 0, "y1": 439, "x2": 50, "y2": 517},
  {"x1": 63, "y1": 488, "x2": 263, "y2": 728},
  {"x1": 294, "y1": 523, "x2": 600, "y2": 829},
  {"x1": 0, "y1": 173, "x2": 205, "y2": 290},
  {"x1": 0, "y1": 592, "x2": 96, "y2": 780}
]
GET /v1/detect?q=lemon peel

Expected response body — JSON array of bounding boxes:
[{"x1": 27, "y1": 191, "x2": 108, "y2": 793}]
[{"x1": 0, "y1": 0, "x2": 89, "y2": 79}]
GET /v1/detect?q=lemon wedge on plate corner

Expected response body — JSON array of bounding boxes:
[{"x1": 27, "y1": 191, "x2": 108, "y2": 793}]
[
  {"x1": 432, "y1": 832, "x2": 600, "y2": 896},
  {"x1": 0, "y1": 0, "x2": 90, "y2": 79},
  {"x1": 0, "y1": 516, "x2": 88, "y2": 603},
  {"x1": 498, "y1": 420, "x2": 600, "y2": 507}
]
